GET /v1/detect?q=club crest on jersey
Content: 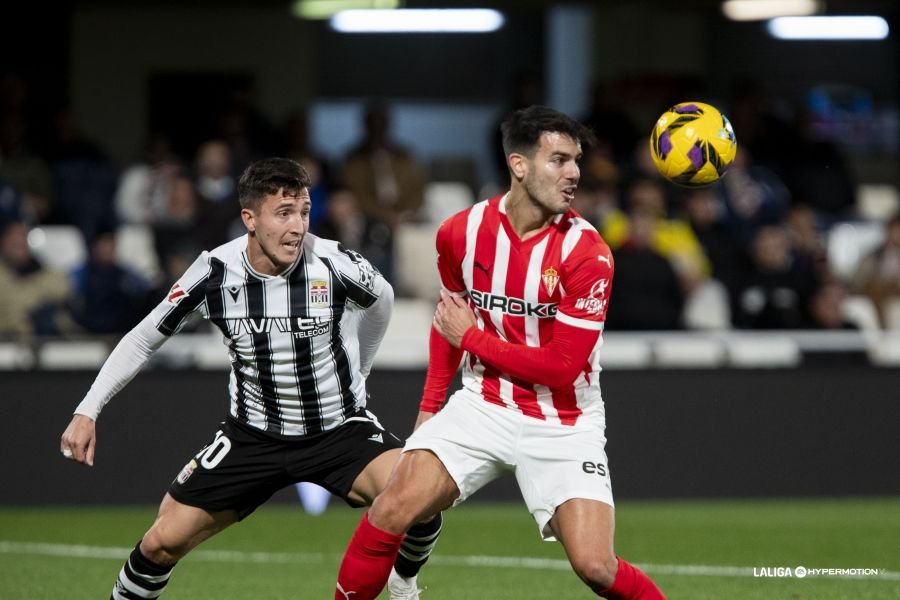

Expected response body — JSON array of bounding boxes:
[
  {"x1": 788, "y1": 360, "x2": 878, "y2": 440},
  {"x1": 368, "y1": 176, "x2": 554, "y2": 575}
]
[
  {"x1": 575, "y1": 279, "x2": 609, "y2": 315},
  {"x1": 542, "y1": 266, "x2": 559, "y2": 296},
  {"x1": 167, "y1": 283, "x2": 186, "y2": 304},
  {"x1": 310, "y1": 280, "x2": 329, "y2": 306}
]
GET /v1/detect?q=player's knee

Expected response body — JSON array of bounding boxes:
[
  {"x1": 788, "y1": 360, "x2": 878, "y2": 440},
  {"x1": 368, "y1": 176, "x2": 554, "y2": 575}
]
[
  {"x1": 139, "y1": 529, "x2": 187, "y2": 565},
  {"x1": 368, "y1": 489, "x2": 417, "y2": 535},
  {"x1": 572, "y1": 555, "x2": 618, "y2": 591}
]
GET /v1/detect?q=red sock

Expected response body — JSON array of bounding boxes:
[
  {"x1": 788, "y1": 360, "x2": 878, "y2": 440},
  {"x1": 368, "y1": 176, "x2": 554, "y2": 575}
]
[
  {"x1": 598, "y1": 557, "x2": 666, "y2": 599},
  {"x1": 335, "y1": 512, "x2": 404, "y2": 600}
]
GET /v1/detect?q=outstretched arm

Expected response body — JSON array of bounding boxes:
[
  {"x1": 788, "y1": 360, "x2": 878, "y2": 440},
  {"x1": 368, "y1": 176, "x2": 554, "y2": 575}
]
[
  {"x1": 433, "y1": 292, "x2": 601, "y2": 389},
  {"x1": 60, "y1": 314, "x2": 169, "y2": 466}
]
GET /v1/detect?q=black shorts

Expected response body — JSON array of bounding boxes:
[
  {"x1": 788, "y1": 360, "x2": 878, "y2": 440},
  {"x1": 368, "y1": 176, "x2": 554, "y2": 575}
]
[{"x1": 168, "y1": 414, "x2": 403, "y2": 519}]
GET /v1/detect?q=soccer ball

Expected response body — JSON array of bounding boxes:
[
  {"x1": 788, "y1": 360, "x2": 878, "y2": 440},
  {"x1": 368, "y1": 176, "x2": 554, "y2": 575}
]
[{"x1": 649, "y1": 101, "x2": 737, "y2": 187}]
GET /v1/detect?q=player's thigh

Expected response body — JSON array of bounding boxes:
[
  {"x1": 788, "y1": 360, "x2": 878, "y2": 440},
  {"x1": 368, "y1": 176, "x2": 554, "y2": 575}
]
[
  {"x1": 515, "y1": 420, "x2": 614, "y2": 540},
  {"x1": 403, "y1": 392, "x2": 514, "y2": 505},
  {"x1": 550, "y1": 498, "x2": 618, "y2": 588},
  {"x1": 141, "y1": 492, "x2": 240, "y2": 561},
  {"x1": 369, "y1": 449, "x2": 460, "y2": 533},
  {"x1": 348, "y1": 446, "x2": 402, "y2": 506}
]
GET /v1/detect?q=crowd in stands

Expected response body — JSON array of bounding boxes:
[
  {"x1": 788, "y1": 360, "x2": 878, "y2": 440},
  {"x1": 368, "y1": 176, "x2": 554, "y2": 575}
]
[{"x1": 1, "y1": 70, "x2": 898, "y2": 342}]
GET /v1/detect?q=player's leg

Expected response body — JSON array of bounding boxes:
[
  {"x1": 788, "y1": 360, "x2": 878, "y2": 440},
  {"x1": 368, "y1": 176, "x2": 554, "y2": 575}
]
[
  {"x1": 336, "y1": 449, "x2": 459, "y2": 600},
  {"x1": 112, "y1": 421, "x2": 287, "y2": 599},
  {"x1": 111, "y1": 493, "x2": 239, "y2": 599},
  {"x1": 550, "y1": 500, "x2": 664, "y2": 599},
  {"x1": 517, "y1": 419, "x2": 664, "y2": 599}
]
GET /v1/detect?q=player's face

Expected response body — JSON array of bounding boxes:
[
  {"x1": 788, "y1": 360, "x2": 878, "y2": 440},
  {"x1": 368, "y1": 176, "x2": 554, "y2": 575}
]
[
  {"x1": 521, "y1": 132, "x2": 582, "y2": 214},
  {"x1": 243, "y1": 188, "x2": 311, "y2": 275}
]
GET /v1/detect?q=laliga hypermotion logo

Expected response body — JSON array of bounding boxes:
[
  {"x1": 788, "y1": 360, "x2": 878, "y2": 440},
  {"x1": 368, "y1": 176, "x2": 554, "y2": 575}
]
[
  {"x1": 542, "y1": 266, "x2": 559, "y2": 296},
  {"x1": 575, "y1": 279, "x2": 609, "y2": 315}
]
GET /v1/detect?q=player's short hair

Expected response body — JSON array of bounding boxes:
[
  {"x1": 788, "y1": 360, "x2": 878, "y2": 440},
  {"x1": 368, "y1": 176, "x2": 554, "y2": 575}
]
[
  {"x1": 500, "y1": 105, "x2": 595, "y2": 159},
  {"x1": 238, "y1": 157, "x2": 312, "y2": 211}
]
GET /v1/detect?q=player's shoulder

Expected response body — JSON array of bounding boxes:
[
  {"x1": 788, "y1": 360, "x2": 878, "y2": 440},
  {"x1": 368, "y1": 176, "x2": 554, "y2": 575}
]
[
  {"x1": 559, "y1": 210, "x2": 613, "y2": 267},
  {"x1": 206, "y1": 235, "x2": 248, "y2": 264}
]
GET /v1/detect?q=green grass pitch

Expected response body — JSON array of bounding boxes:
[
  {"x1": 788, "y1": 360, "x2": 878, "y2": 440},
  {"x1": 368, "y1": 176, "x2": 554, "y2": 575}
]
[{"x1": 1, "y1": 498, "x2": 898, "y2": 599}]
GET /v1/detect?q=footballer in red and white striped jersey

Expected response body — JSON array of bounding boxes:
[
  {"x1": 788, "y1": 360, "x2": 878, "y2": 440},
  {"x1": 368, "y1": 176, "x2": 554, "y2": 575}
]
[{"x1": 432, "y1": 192, "x2": 613, "y2": 426}]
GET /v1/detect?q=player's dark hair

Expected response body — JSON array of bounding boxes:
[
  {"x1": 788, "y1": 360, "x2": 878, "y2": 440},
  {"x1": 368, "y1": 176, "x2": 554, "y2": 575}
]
[
  {"x1": 500, "y1": 105, "x2": 595, "y2": 159},
  {"x1": 238, "y1": 157, "x2": 312, "y2": 211}
]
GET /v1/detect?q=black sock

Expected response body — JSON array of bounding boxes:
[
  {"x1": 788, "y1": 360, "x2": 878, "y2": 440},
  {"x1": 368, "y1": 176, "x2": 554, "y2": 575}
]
[{"x1": 394, "y1": 512, "x2": 443, "y2": 578}]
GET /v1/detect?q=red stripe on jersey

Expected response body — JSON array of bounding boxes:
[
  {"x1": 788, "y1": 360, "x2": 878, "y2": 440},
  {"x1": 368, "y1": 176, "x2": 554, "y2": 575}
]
[{"x1": 443, "y1": 195, "x2": 609, "y2": 425}]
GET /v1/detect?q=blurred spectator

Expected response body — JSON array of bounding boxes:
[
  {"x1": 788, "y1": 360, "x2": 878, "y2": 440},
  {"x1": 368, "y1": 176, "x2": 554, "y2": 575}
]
[
  {"x1": 340, "y1": 102, "x2": 426, "y2": 281},
  {"x1": 731, "y1": 224, "x2": 821, "y2": 329},
  {"x1": 714, "y1": 146, "x2": 791, "y2": 246},
  {"x1": 852, "y1": 213, "x2": 900, "y2": 328},
  {"x1": 46, "y1": 106, "x2": 118, "y2": 242},
  {"x1": 315, "y1": 188, "x2": 373, "y2": 254},
  {"x1": 0, "y1": 221, "x2": 69, "y2": 338},
  {"x1": 281, "y1": 109, "x2": 333, "y2": 230},
  {"x1": 582, "y1": 81, "x2": 640, "y2": 169},
  {"x1": 604, "y1": 177, "x2": 710, "y2": 293},
  {"x1": 490, "y1": 69, "x2": 543, "y2": 188},
  {"x1": 0, "y1": 178, "x2": 24, "y2": 228},
  {"x1": 572, "y1": 176, "x2": 621, "y2": 232},
  {"x1": 0, "y1": 112, "x2": 54, "y2": 223},
  {"x1": 682, "y1": 187, "x2": 743, "y2": 293},
  {"x1": 152, "y1": 174, "x2": 201, "y2": 274},
  {"x1": 785, "y1": 107, "x2": 856, "y2": 222},
  {"x1": 606, "y1": 208, "x2": 686, "y2": 330},
  {"x1": 192, "y1": 139, "x2": 240, "y2": 249},
  {"x1": 215, "y1": 83, "x2": 278, "y2": 174},
  {"x1": 785, "y1": 204, "x2": 829, "y2": 276},
  {"x1": 806, "y1": 280, "x2": 856, "y2": 330},
  {"x1": 114, "y1": 132, "x2": 184, "y2": 225},
  {"x1": 67, "y1": 228, "x2": 152, "y2": 335}
]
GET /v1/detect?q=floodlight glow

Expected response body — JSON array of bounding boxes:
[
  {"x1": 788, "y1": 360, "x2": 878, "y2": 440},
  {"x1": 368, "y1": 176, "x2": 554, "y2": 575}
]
[
  {"x1": 722, "y1": 0, "x2": 821, "y2": 21},
  {"x1": 330, "y1": 9, "x2": 505, "y2": 33},
  {"x1": 767, "y1": 16, "x2": 889, "y2": 40}
]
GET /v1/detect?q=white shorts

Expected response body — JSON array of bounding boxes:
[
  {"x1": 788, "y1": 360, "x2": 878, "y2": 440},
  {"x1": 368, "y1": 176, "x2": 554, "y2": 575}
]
[{"x1": 404, "y1": 388, "x2": 614, "y2": 540}]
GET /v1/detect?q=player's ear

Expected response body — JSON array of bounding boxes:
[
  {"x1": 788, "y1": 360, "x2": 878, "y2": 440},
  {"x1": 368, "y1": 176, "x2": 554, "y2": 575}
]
[
  {"x1": 508, "y1": 153, "x2": 527, "y2": 181},
  {"x1": 241, "y1": 208, "x2": 256, "y2": 234}
]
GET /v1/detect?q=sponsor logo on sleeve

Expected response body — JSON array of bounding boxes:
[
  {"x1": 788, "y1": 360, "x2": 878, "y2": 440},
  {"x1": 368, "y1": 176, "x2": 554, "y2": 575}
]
[
  {"x1": 574, "y1": 279, "x2": 609, "y2": 315},
  {"x1": 167, "y1": 283, "x2": 187, "y2": 304}
]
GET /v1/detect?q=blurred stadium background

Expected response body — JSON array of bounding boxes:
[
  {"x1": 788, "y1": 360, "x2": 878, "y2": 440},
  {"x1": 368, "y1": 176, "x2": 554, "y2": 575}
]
[{"x1": 2, "y1": 1, "x2": 899, "y2": 598}]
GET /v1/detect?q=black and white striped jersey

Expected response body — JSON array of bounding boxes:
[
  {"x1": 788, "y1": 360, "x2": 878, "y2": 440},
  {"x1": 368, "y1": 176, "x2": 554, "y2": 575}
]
[{"x1": 150, "y1": 233, "x2": 389, "y2": 437}]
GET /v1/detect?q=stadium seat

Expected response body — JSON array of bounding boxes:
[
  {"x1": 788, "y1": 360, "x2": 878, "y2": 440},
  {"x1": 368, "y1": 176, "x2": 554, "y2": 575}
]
[
  {"x1": 116, "y1": 224, "x2": 162, "y2": 285},
  {"x1": 884, "y1": 298, "x2": 900, "y2": 330},
  {"x1": 27, "y1": 225, "x2": 87, "y2": 274},
  {"x1": 597, "y1": 334, "x2": 653, "y2": 369},
  {"x1": 394, "y1": 222, "x2": 441, "y2": 301},
  {"x1": 654, "y1": 336, "x2": 726, "y2": 368},
  {"x1": 423, "y1": 181, "x2": 475, "y2": 225},
  {"x1": 39, "y1": 340, "x2": 109, "y2": 369},
  {"x1": 842, "y1": 295, "x2": 881, "y2": 332},
  {"x1": 375, "y1": 298, "x2": 433, "y2": 368},
  {"x1": 856, "y1": 184, "x2": 899, "y2": 222},
  {"x1": 826, "y1": 221, "x2": 885, "y2": 282},
  {"x1": 726, "y1": 335, "x2": 801, "y2": 367},
  {"x1": 0, "y1": 342, "x2": 35, "y2": 370},
  {"x1": 683, "y1": 279, "x2": 731, "y2": 330}
]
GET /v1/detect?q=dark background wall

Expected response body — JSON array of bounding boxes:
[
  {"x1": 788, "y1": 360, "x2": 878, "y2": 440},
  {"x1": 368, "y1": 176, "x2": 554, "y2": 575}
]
[{"x1": 4, "y1": 366, "x2": 897, "y2": 506}]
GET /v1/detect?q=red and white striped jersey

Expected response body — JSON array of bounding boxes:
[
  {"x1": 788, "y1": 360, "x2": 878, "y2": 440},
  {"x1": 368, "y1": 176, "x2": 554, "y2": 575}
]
[{"x1": 435, "y1": 194, "x2": 614, "y2": 426}]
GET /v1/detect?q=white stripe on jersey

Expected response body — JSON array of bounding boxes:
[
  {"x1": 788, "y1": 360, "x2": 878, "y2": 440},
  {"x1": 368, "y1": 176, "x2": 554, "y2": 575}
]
[
  {"x1": 149, "y1": 234, "x2": 383, "y2": 437},
  {"x1": 461, "y1": 199, "x2": 488, "y2": 293}
]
